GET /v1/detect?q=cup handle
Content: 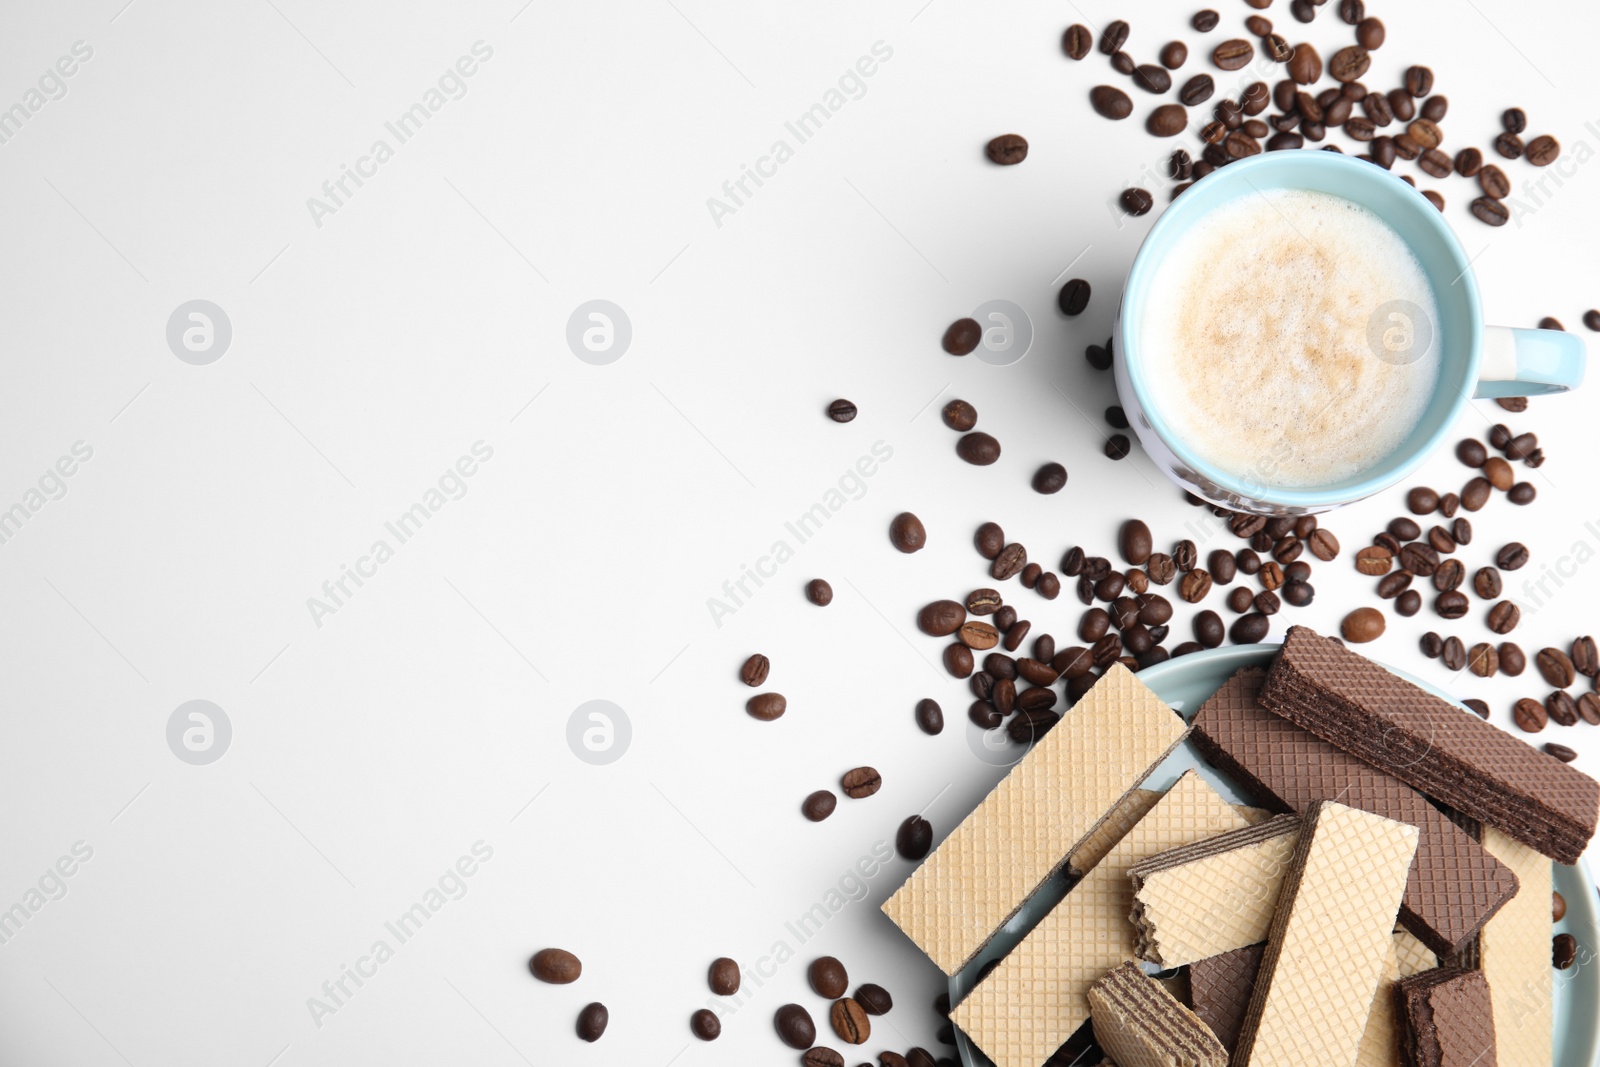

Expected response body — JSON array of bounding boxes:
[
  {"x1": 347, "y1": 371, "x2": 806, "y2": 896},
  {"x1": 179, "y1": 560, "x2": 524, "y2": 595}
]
[{"x1": 1474, "y1": 325, "x2": 1587, "y2": 399}]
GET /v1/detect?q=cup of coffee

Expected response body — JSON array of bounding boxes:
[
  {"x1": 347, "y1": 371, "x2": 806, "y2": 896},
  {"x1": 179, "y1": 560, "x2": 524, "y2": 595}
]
[{"x1": 1111, "y1": 150, "x2": 1585, "y2": 515}]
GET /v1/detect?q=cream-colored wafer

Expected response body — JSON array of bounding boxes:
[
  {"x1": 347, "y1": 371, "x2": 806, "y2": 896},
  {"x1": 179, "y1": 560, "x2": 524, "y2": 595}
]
[
  {"x1": 1233, "y1": 801, "x2": 1419, "y2": 1067},
  {"x1": 951, "y1": 771, "x2": 1247, "y2": 1067},
  {"x1": 883, "y1": 664, "x2": 1188, "y2": 974},
  {"x1": 1354, "y1": 941, "x2": 1402, "y2": 1067},
  {"x1": 1089, "y1": 961, "x2": 1227, "y2": 1067},
  {"x1": 1479, "y1": 826, "x2": 1551, "y2": 1067},
  {"x1": 1393, "y1": 928, "x2": 1439, "y2": 978},
  {"x1": 1130, "y1": 814, "x2": 1300, "y2": 966},
  {"x1": 1070, "y1": 789, "x2": 1162, "y2": 876}
]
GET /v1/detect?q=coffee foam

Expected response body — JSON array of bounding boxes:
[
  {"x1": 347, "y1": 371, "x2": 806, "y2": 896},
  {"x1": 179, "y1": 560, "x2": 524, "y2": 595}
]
[{"x1": 1142, "y1": 188, "x2": 1440, "y2": 489}]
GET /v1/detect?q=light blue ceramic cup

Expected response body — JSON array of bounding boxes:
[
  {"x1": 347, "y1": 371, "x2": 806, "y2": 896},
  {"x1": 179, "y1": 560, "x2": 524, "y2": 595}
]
[{"x1": 1112, "y1": 150, "x2": 1586, "y2": 515}]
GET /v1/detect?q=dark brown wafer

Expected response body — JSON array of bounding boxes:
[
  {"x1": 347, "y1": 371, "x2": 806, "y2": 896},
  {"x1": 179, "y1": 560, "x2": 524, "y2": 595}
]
[
  {"x1": 1187, "y1": 943, "x2": 1264, "y2": 1054},
  {"x1": 1395, "y1": 968, "x2": 1498, "y2": 1067},
  {"x1": 1191, "y1": 668, "x2": 1519, "y2": 956},
  {"x1": 1260, "y1": 626, "x2": 1600, "y2": 863}
]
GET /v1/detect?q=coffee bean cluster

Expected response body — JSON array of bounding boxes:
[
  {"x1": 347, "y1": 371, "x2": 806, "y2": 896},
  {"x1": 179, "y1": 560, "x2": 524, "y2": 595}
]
[
  {"x1": 772, "y1": 956, "x2": 947, "y2": 1065},
  {"x1": 528, "y1": 948, "x2": 610, "y2": 1042},
  {"x1": 1057, "y1": 4, "x2": 1564, "y2": 225}
]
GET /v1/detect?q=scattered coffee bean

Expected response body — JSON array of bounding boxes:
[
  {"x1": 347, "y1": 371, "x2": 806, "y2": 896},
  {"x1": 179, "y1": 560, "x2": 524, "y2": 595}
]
[
  {"x1": 1147, "y1": 104, "x2": 1188, "y2": 136},
  {"x1": 914, "y1": 698, "x2": 944, "y2": 736},
  {"x1": 1329, "y1": 45, "x2": 1370, "y2": 81},
  {"x1": 1501, "y1": 642, "x2": 1527, "y2": 677},
  {"x1": 1193, "y1": 9, "x2": 1220, "y2": 32},
  {"x1": 1495, "y1": 131, "x2": 1524, "y2": 160},
  {"x1": 993, "y1": 543, "x2": 1028, "y2": 581},
  {"x1": 1377, "y1": 574, "x2": 1413, "y2": 604},
  {"x1": 1434, "y1": 559, "x2": 1465, "y2": 592},
  {"x1": 1514, "y1": 698, "x2": 1548, "y2": 733},
  {"x1": 1422, "y1": 632, "x2": 1444, "y2": 658},
  {"x1": 801, "y1": 1048, "x2": 844, "y2": 1067},
  {"x1": 1474, "y1": 567, "x2": 1502, "y2": 599},
  {"x1": 1180, "y1": 569, "x2": 1213, "y2": 604},
  {"x1": 1213, "y1": 39, "x2": 1254, "y2": 70},
  {"x1": 1339, "y1": 0, "x2": 1364, "y2": 22},
  {"x1": 1227, "y1": 587, "x2": 1254, "y2": 614},
  {"x1": 1469, "y1": 643, "x2": 1500, "y2": 678},
  {"x1": 1118, "y1": 519, "x2": 1154, "y2": 566},
  {"x1": 1506, "y1": 431, "x2": 1539, "y2": 459},
  {"x1": 1586, "y1": 309, "x2": 1600, "y2": 331},
  {"x1": 826, "y1": 398, "x2": 857, "y2": 423},
  {"x1": 1462, "y1": 698, "x2": 1491, "y2": 719},
  {"x1": 1509, "y1": 482, "x2": 1537, "y2": 505},
  {"x1": 803, "y1": 580, "x2": 834, "y2": 610},
  {"x1": 1244, "y1": 14, "x2": 1271, "y2": 36},
  {"x1": 974, "y1": 522, "x2": 1005, "y2": 560},
  {"x1": 1553, "y1": 890, "x2": 1569, "y2": 921},
  {"x1": 1488, "y1": 601, "x2": 1521, "y2": 634},
  {"x1": 942, "y1": 318, "x2": 981, "y2": 355},
  {"x1": 1545, "y1": 741, "x2": 1580, "y2": 765},
  {"x1": 1472, "y1": 197, "x2": 1510, "y2": 227},
  {"x1": 1258, "y1": 561, "x2": 1285, "y2": 591},
  {"x1": 1091, "y1": 85, "x2": 1134, "y2": 120},
  {"x1": 1085, "y1": 343, "x2": 1112, "y2": 370},
  {"x1": 1341, "y1": 607, "x2": 1385, "y2": 643},
  {"x1": 1538, "y1": 648, "x2": 1577, "y2": 688},
  {"x1": 986, "y1": 134, "x2": 1029, "y2": 165},
  {"x1": 1482, "y1": 457, "x2": 1514, "y2": 491},
  {"x1": 1399, "y1": 543, "x2": 1438, "y2": 577},
  {"x1": 1388, "y1": 89, "x2": 1416, "y2": 122},
  {"x1": 958, "y1": 621, "x2": 1000, "y2": 650},
  {"x1": 1033, "y1": 462, "x2": 1069, "y2": 494},
  {"x1": 1580, "y1": 693, "x2": 1600, "y2": 726},
  {"x1": 530, "y1": 948, "x2": 582, "y2": 984},
  {"x1": 741, "y1": 654, "x2": 770, "y2": 687},
  {"x1": 1395, "y1": 589, "x2": 1421, "y2": 617},
  {"x1": 1263, "y1": 34, "x2": 1293, "y2": 63},
  {"x1": 775, "y1": 1004, "x2": 817, "y2": 1049},
  {"x1": 1134, "y1": 64, "x2": 1172, "y2": 94},
  {"x1": 1058, "y1": 278, "x2": 1091, "y2": 316},
  {"x1": 896, "y1": 816, "x2": 933, "y2": 861},
  {"x1": 1389, "y1": 517, "x2": 1422, "y2": 541},
  {"x1": 1429, "y1": 525, "x2": 1457, "y2": 554},
  {"x1": 1356, "y1": 545, "x2": 1393, "y2": 575},
  {"x1": 1573, "y1": 636, "x2": 1598, "y2": 677},
  {"x1": 1121, "y1": 187, "x2": 1155, "y2": 216},
  {"x1": 942, "y1": 399, "x2": 977, "y2": 432},
  {"x1": 1173, "y1": 540, "x2": 1198, "y2": 573},
  {"x1": 1105, "y1": 434, "x2": 1132, "y2": 459},
  {"x1": 1404, "y1": 64, "x2": 1433, "y2": 96},
  {"x1": 746, "y1": 691, "x2": 787, "y2": 721},
  {"x1": 889, "y1": 512, "x2": 926, "y2": 553},
  {"x1": 577, "y1": 1002, "x2": 609, "y2": 1042},
  {"x1": 708, "y1": 957, "x2": 741, "y2": 996},
  {"x1": 1455, "y1": 147, "x2": 1483, "y2": 177},
  {"x1": 957, "y1": 431, "x2": 1001, "y2": 466},
  {"x1": 690, "y1": 1008, "x2": 721, "y2": 1041},
  {"x1": 1407, "y1": 487, "x2": 1439, "y2": 514},
  {"x1": 1160, "y1": 40, "x2": 1188, "y2": 69},
  {"x1": 1099, "y1": 19, "x2": 1129, "y2": 55},
  {"x1": 1231, "y1": 613, "x2": 1271, "y2": 644},
  {"x1": 1479, "y1": 165, "x2": 1511, "y2": 201},
  {"x1": 1527, "y1": 135, "x2": 1560, "y2": 166},
  {"x1": 1548, "y1": 690, "x2": 1580, "y2": 727},
  {"x1": 1063, "y1": 23, "x2": 1093, "y2": 59},
  {"x1": 841, "y1": 767, "x2": 881, "y2": 799},
  {"x1": 1435, "y1": 591, "x2": 1469, "y2": 620},
  {"x1": 802, "y1": 790, "x2": 837, "y2": 822},
  {"x1": 1308, "y1": 529, "x2": 1340, "y2": 561}
]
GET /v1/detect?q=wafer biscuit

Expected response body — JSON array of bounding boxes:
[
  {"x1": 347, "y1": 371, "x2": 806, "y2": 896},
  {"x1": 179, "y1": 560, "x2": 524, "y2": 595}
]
[
  {"x1": 1070, "y1": 789, "x2": 1162, "y2": 877},
  {"x1": 1354, "y1": 941, "x2": 1403, "y2": 1067},
  {"x1": 1089, "y1": 961, "x2": 1227, "y2": 1067},
  {"x1": 883, "y1": 663, "x2": 1188, "y2": 974},
  {"x1": 1188, "y1": 944, "x2": 1263, "y2": 1055},
  {"x1": 1130, "y1": 814, "x2": 1300, "y2": 966},
  {"x1": 1478, "y1": 827, "x2": 1551, "y2": 1067},
  {"x1": 1396, "y1": 968, "x2": 1499, "y2": 1067},
  {"x1": 1260, "y1": 626, "x2": 1600, "y2": 864},
  {"x1": 1393, "y1": 929, "x2": 1438, "y2": 978},
  {"x1": 1233, "y1": 802, "x2": 1419, "y2": 1067},
  {"x1": 1191, "y1": 666, "x2": 1518, "y2": 955},
  {"x1": 952, "y1": 771, "x2": 1247, "y2": 1067}
]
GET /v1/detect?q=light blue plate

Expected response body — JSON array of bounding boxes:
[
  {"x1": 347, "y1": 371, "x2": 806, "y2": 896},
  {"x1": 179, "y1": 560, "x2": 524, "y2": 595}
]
[{"x1": 951, "y1": 645, "x2": 1598, "y2": 1067}]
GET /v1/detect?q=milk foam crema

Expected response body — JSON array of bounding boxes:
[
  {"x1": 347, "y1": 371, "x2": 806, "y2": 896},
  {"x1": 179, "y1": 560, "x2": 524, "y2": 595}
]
[{"x1": 1141, "y1": 188, "x2": 1441, "y2": 489}]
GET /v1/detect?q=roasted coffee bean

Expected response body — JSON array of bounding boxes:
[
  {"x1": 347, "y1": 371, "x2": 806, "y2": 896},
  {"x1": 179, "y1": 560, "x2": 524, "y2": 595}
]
[
  {"x1": 1407, "y1": 487, "x2": 1439, "y2": 514},
  {"x1": 1146, "y1": 553, "x2": 1176, "y2": 585},
  {"x1": 1500, "y1": 107, "x2": 1527, "y2": 135},
  {"x1": 1174, "y1": 540, "x2": 1198, "y2": 572},
  {"x1": 1548, "y1": 690, "x2": 1580, "y2": 727},
  {"x1": 1180, "y1": 609, "x2": 1221, "y2": 649},
  {"x1": 1193, "y1": 8, "x2": 1220, "y2": 31},
  {"x1": 1091, "y1": 85, "x2": 1135, "y2": 120},
  {"x1": 942, "y1": 318, "x2": 981, "y2": 355},
  {"x1": 1095, "y1": 572, "x2": 1126, "y2": 601},
  {"x1": 971, "y1": 523, "x2": 1006, "y2": 562},
  {"x1": 1472, "y1": 196, "x2": 1510, "y2": 227},
  {"x1": 1080, "y1": 608, "x2": 1112, "y2": 643},
  {"x1": 1341, "y1": 607, "x2": 1385, "y2": 643},
  {"x1": 1168, "y1": 148, "x2": 1195, "y2": 181},
  {"x1": 896, "y1": 816, "x2": 933, "y2": 861},
  {"x1": 1469, "y1": 643, "x2": 1500, "y2": 678},
  {"x1": 1076, "y1": 576, "x2": 1095, "y2": 604},
  {"x1": 1395, "y1": 589, "x2": 1421, "y2": 616},
  {"x1": 852, "y1": 983, "x2": 892, "y2": 1017},
  {"x1": 1389, "y1": 517, "x2": 1422, "y2": 541},
  {"x1": 741, "y1": 654, "x2": 771, "y2": 687},
  {"x1": 826, "y1": 997, "x2": 869, "y2": 1045},
  {"x1": 1109, "y1": 50, "x2": 1135, "y2": 75},
  {"x1": 1435, "y1": 591, "x2": 1469, "y2": 620},
  {"x1": 1497, "y1": 543, "x2": 1530, "y2": 571},
  {"x1": 1442, "y1": 636, "x2": 1467, "y2": 671},
  {"x1": 1267, "y1": 131, "x2": 1305, "y2": 151},
  {"x1": 1306, "y1": 529, "x2": 1339, "y2": 561},
  {"x1": 1158, "y1": 39, "x2": 1189, "y2": 69},
  {"x1": 986, "y1": 133, "x2": 1029, "y2": 165},
  {"x1": 1362, "y1": 90, "x2": 1394, "y2": 127},
  {"x1": 806, "y1": 578, "x2": 833, "y2": 606},
  {"x1": 1053, "y1": 645, "x2": 1094, "y2": 678},
  {"x1": 957, "y1": 431, "x2": 1001, "y2": 466},
  {"x1": 1580, "y1": 693, "x2": 1600, "y2": 726},
  {"x1": 1345, "y1": 116, "x2": 1375, "y2": 141},
  {"x1": 1032, "y1": 633, "x2": 1055, "y2": 664},
  {"x1": 1213, "y1": 39, "x2": 1254, "y2": 70},
  {"x1": 747, "y1": 693, "x2": 787, "y2": 721},
  {"x1": 1105, "y1": 434, "x2": 1132, "y2": 459},
  {"x1": 1147, "y1": 104, "x2": 1188, "y2": 137},
  {"x1": 530, "y1": 948, "x2": 582, "y2": 984},
  {"x1": 1429, "y1": 525, "x2": 1457, "y2": 554},
  {"x1": 1387, "y1": 88, "x2": 1416, "y2": 122},
  {"x1": 942, "y1": 399, "x2": 978, "y2": 432},
  {"x1": 1111, "y1": 595, "x2": 1140, "y2": 631},
  {"x1": 1201, "y1": 120, "x2": 1228, "y2": 144},
  {"x1": 1462, "y1": 699, "x2": 1491, "y2": 720},
  {"x1": 1473, "y1": 567, "x2": 1502, "y2": 599},
  {"x1": 1263, "y1": 34, "x2": 1293, "y2": 63},
  {"x1": 1506, "y1": 431, "x2": 1538, "y2": 460},
  {"x1": 1032, "y1": 462, "x2": 1069, "y2": 495},
  {"x1": 827, "y1": 398, "x2": 857, "y2": 423},
  {"x1": 1061, "y1": 545, "x2": 1085, "y2": 575},
  {"x1": 1479, "y1": 164, "x2": 1511, "y2": 201},
  {"x1": 1509, "y1": 482, "x2": 1537, "y2": 505},
  {"x1": 1587, "y1": 309, "x2": 1600, "y2": 331},
  {"x1": 1514, "y1": 698, "x2": 1547, "y2": 733},
  {"x1": 1329, "y1": 45, "x2": 1369, "y2": 82},
  {"x1": 992, "y1": 543, "x2": 1027, "y2": 580},
  {"x1": 1017, "y1": 686, "x2": 1058, "y2": 711},
  {"x1": 1554, "y1": 891, "x2": 1569, "y2": 921},
  {"x1": 1572, "y1": 636, "x2": 1599, "y2": 678},
  {"x1": 1063, "y1": 23, "x2": 1093, "y2": 60},
  {"x1": 918, "y1": 600, "x2": 966, "y2": 636},
  {"x1": 1243, "y1": 81, "x2": 1270, "y2": 114},
  {"x1": 1254, "y1": 590, "x2": 1281, "y2": 616},
  {"x1": 997, "y1": 611, "x2": 1020, "y2": 636},
  {"x1": 1452, "y1": 518, "x2": 1472, "y2": 546},
  {"x1": 1421, "y1": 632, "x2": 1444, "y2": 658},
  {"x1": 1488, "y1": 600, "x2": 1521, "y2": 634},
  {"x1": 1133, "y1": 65, "x2": 1172, "y2": 94},
  {"x1": 1231, "y1": 613, "x2": 1271, "y2": 644},
  {"x1": 1244, "y1": 14, "x2": 1271, "y2": 36},
  {"x1": 1057, "y1": 278, "x2": 1092, "y2": 318},
  {"x1": 1227, "y1": 587, "x2": 1254, "y2": 613},
  {"x1": 1403, "y1": 64, "x2": 1433, "y2": 96},
  {"x1": 802, "y1": 789, "x2": 837, "y2": 822},
  {"x1": 776, "y1": 1004, "x2": 818, "y2": 1049},
  {"x1": 1501, "y1": 642, "x2": 1527, "y2": 677},
  {"x1": 1454, "y1": 146, "x2": 1483, "y2": 177},
  {"x1": 1285, "y1": 41, "x2": 1322, "y2": 84},
  {"x1": 1036, "y1": 572, "x2": 1061, "y2": 600},
  {"x1": 1171, "y1": 641, "x2": 1203, "y2": 658},
  {"x1": 1118, "y1": 519, "x2": 1154, "y2": 565},
  {"x1": 943, "y1": 643, "x2": 973, "y2": 678},
  {"x1": 1495, "y1": 131, "x2": 1524, "y2": 160},
  {"x1": 914, "y1": 698, "x2": 943, "y2": 735},
  {"x1": 1180, "y1": 569, "x2": 1213, "y2": 603},
  {"x1": 840, "y1": 767, "x2": 881, "y2": 799},
  {"x1": 1099, "y1": 19, "x2": 1129, "y2": 55},
  {"x1": 958, "y1": 621, "x2": 999, "y2": 650},
  {"x1": 1017, "y1": 658, "x2": 1059, "y2": 687},
  {"x1": 1290, "y1": 0, "x2": 1315, "y2": 21},
  {"x1": 1400, "y1": 543, "x2": 1438, "y2": 577},
  {"x1": 983, "y1": 654, "x2": 1015, "y2": 682},
  {"x1": 1434, "y1": 559, "x2": 1465, "y2": 592},
  {"x1": 1356, "y1": 545, "x2": 1394, "y2": 575},
  {"x1": 1339, "y1": 0, "x2": 1364, "y2": 22},
  {"x1": 1419, "y1": 148, "x2": 1452, "y2": 179},
  {"x1": 1180, "y1": 74, "x2": 1216, "y2": 106},
  {"x1": 1270, "y1": 535, "x2": 1301, "y2": 565},
  {"x1": 1200, "y1": 549, "x2": 1234, "y2": 585},
  {"x1": 966, "y1": 589, "x2": 1002, "y2": 617},
  {"x1": 690, "y1": 1008, "x2": 722, "y2": 1041},
  {"x1": 801, "y1": 1048, "x2": 844, "y2": 1067},
  {"x1": 1439, "y1": 492, "x2": 1459, "y2": 518},
  {"x1": 1538, "y1": 648, "x2": 1577, "y2": 688},
  {"x1": 1394, "y1": 134, "x2": 1421, "y2": 161},
  {"x1": 577, "y1": 1002, "x2": 609, "y2": 1042},
  {"x1": 709, "y1": 957, "x2": 741, "y2": 996},
  {"x1": 968, "y1": 700, "x2": 1000, "y2": 728},
  {"x1": 1258, "y1": 561, "x2": 1285, "y2": 591},
  {"x1": 1092, "y1": 633, "x2": 1123, "y2": 667},
  {"x1": 890, "y1": 512, "x2": 927, "y2": 553},
  {"x1": 1420, "y1": 94, "x2": 1448, "y2": 121},
  {"x1": 1546, "y1": 741, "x2": 1580, "y2": 763}
]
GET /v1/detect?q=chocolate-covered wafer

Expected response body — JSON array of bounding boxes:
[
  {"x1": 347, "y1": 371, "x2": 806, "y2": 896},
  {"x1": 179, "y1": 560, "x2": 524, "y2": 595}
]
[
  {"x1": 1192, "y1": 667, "x2": 1519, "y2": 955},
  {"x1": 1260, "y1": 626, "x2": 1600, "y2": 863},
  {"x1": 1395, "y1": 968, "x2": 1498, "y2": 1067},
  {"x1": 1188, "y1": 944, "x2": 1264, "y2": 1055}
]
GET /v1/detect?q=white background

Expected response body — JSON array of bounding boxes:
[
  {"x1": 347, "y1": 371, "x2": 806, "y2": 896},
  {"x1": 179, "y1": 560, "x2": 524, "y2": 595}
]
[{"x1": 1, "y1": 0, "x2": 1598, "y2": 1064}]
